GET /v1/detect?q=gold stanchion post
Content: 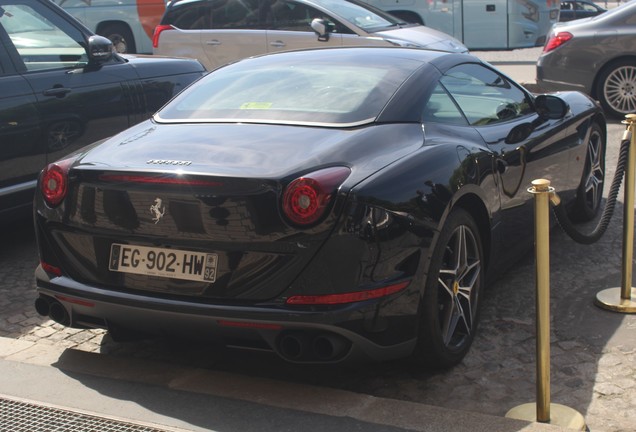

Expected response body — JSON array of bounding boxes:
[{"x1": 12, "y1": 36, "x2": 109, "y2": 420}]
[
  {"x1": 505, "y1": 179, "x2": 586, "y2": 430},
  {"x1": 595, "y1": 114, "x2": 636, "y2": 313}
]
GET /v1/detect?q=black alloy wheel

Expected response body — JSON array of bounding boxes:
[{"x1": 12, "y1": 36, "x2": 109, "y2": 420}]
[
  {"x1": 47, "y1": 120, "x2": 83, "y2": 151},
  {"x1": 571, "y1": 122, "x2": 606, "y2": 222},
  {"x1": 414, "y1": 208, "x2": 483, "y2": 368}
]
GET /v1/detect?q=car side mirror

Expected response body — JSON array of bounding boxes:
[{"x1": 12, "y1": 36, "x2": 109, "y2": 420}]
[
  {"x1": 534, "y1": 94, "x2": 569, "y2": 120},
  {"x1": 505, "y1": 95, "x2": 570, "y2": 144},
  {"x1": 311, "y1": 18, "x2": 330, "y2": 41},
  {"x1": 87, "y1": 35, "x2": 113, "y2": 63}
]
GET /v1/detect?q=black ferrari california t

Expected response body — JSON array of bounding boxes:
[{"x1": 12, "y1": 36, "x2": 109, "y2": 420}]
[{"x1": 34, "y1": 47, "x2": 606, "y2": 368}]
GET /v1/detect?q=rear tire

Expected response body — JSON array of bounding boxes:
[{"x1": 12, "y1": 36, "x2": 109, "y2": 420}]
[
  {"x1": 388, "y1": 11, "x2": 424, "y2": 24},
  {"x1": 413, "y1": 208, "x2": 484, "y2": 369},
  {"x1": 571, "y1": 122, "x2": 605, "y2": 222}
]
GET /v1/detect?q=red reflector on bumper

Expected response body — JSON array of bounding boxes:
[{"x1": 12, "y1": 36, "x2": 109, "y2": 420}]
[
  {"x1": 286, "y1": 280, "x2": 410, "y2": 305},
  {"x1": 54, "y1": 295, "x2": 95, "y2": 308},
  {"x1": 41, "y1": 261, "x2": 62, "y2": 277}
]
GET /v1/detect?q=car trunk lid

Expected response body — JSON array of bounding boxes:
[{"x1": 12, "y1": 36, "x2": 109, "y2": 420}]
[{"x1": 48, "y1": 122, "x2": 421, "y2": 302}]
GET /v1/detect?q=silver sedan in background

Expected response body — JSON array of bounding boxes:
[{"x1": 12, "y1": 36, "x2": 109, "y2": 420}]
[{"x1": 537, "y1": 1, "x2": 636, "y2": 118}]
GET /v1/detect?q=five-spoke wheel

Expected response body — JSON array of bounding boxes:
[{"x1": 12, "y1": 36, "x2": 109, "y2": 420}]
[
  {"x1": 414, "y1": 208, "x2": 483, "y2": 368},
  {"x1": 572, "y1": 122, "x2": 606, "y2": 222}
]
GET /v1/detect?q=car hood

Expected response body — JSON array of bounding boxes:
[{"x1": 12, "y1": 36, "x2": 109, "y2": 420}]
[
  {"x1": 74, "y1": 120, "x2": 424, "y2": 181},
  {"x1": 119, "y1": 54, "x2": 206, "y2": 78},
  {"x1": 374, "y1": 25, "x2": 468, "y2": 53}
]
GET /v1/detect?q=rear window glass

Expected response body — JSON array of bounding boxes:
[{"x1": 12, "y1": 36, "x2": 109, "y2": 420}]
[
  {"x1": 155, "y1": 50, "x2": 418, "y2": 127},
  {"x1": 162, "y1": 0, "x2": 263, "y2": 29},
  {"x1": 162, "y1": 2, "x2": 211, "y2": 29}
]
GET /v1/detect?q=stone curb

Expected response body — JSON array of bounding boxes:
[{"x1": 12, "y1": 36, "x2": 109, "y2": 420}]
[{"x1": 0, "y1": 336, "x2": 569, "y2": 432}]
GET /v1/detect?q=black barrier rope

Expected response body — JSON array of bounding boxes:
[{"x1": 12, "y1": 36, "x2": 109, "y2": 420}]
[{"x1": 552, "y1": 136, "x2": 631, "y2": 245}]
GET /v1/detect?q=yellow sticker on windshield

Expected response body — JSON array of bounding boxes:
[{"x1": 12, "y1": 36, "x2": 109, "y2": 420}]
[{"x1": 240, "y1": 102, "x2": 272, "y2": 110}]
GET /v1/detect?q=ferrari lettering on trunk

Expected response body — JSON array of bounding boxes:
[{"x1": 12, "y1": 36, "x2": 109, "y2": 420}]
[
  {"x1": 146, "y1": 159, "x2": 192, "y2": 166},
  {"x1": 109, "y1": 244, "x2": 217, "y2": 282}
]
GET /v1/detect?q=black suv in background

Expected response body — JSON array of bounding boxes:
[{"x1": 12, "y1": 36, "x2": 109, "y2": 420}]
[{"x1": 0, "y1": 0, "x2": 205, "y2": 221}]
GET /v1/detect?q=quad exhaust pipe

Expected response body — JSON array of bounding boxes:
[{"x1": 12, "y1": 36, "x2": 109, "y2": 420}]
[
  {"x1": 35, "y1": 295, "x2": 351, "y2": 362},
  {"x1": 312, "y1": 334, "x2": 349, "y2": 360},
  {"x1": 34, "y1": 296, "x2": 70, "y2": 326},
  {"x1": 278, "y1": 331, "x2": 350, "y2": 362}
]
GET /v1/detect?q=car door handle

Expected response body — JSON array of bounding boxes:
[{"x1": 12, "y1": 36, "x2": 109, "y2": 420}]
[
  {"x1": 269, "y1": 41, "x2": 286, "y2": 48},
  {"x1": 205, "y1": 40, "x2": 221, "y2": 46},
  {"x1": 43, "y1": 87, "x2": 72, "y2": 98}
]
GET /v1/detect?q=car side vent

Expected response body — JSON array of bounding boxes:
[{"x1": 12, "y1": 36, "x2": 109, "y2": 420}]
[{"x1": 120, "y1": 80, "x2": 148, "y2": 126}]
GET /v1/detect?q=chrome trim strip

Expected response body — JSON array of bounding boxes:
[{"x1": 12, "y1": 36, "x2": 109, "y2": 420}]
[
  {"x1": 0, "y1": 180, "x2": 37, "y2": 197},
  {"x1": 153, "y1": 114, "x2": 374, "y2": 129}
]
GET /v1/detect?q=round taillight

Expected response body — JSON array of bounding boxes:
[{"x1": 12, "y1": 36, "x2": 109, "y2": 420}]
[
  {"x1": 283, "y1": 167, "x2": 351, "y2": 226},
  {"x1": 41, "y1": 159, "x2": 73, "y2": 207}
]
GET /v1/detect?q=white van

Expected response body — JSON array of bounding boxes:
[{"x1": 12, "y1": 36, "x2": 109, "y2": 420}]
[
  {"x1": 50, "y1": 0, "x2": 168, "y2": 53},
  {"x1": 361, "y1": 0, "x2": 559, "y2": 49}
]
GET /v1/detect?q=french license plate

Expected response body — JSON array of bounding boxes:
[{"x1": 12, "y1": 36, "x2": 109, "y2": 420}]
[{"x1": 109, "y1": 243, "x2": 217, "y2": 282}]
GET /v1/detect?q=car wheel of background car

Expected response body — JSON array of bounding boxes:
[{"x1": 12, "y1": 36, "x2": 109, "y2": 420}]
[
  {"x1": 413, "y1": 207, "x2": 483, "y2": 369},
  {"x1": 47, "y1": 120, "x2": 84, "y2": 151},
  {"x1": 387, "y1": 10, "x2": 423, "y2": 24},
  {"x1": 595, "y1": 59, "x2": 636, "y2": 119},
  {"x1": 571, "y1": 122, "x2": 606, "y2": 222},
  {"x1": 100, "y1": 23, "x2": 136, "y2": 54}
]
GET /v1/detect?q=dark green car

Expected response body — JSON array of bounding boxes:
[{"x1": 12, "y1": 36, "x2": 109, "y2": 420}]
[{"x1": 0, "y1": 0, "x2": 205, "y2": 221}]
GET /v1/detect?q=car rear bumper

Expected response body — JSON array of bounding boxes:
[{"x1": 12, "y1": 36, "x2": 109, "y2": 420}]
[
  {"x1": 536, "y1": 76, "x2": 587, "y2": 94},
  {"x1": 35, "y1": 267, "x2": 417, "y2": 364},
  {"x1": 536, "y1": 56, "x2": 593, "y2": 95}
]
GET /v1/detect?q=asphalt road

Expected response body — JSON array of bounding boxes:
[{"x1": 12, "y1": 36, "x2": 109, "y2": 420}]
[{"x1": 1, "y1": 49, "x2": 635, "y2": 432}]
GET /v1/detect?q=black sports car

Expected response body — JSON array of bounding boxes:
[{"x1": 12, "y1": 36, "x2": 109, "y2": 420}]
[{"x1": 34, "y1": 47, "x2": 606, "y2": 368}]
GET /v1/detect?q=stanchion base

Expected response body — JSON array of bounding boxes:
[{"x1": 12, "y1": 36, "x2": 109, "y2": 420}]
[
  {"x1": 595, "y1": 287, "x2": 636, "y2": 313},
  {"x1": 506, "y1": 403, "x2": 586, "y2": 430}
]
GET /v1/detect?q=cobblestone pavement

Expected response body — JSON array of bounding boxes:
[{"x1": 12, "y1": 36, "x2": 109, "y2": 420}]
[{"x1": 2, "y1": 120, "x2": 635, "y2": 432}]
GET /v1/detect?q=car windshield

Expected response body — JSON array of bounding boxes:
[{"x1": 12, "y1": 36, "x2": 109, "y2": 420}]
[
  {"x1": 155, "y1": 50, "x2": 418, "y2": 127},
  {"x1": 311, "y1": 0, "x2": 402, "y2": 32}
]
